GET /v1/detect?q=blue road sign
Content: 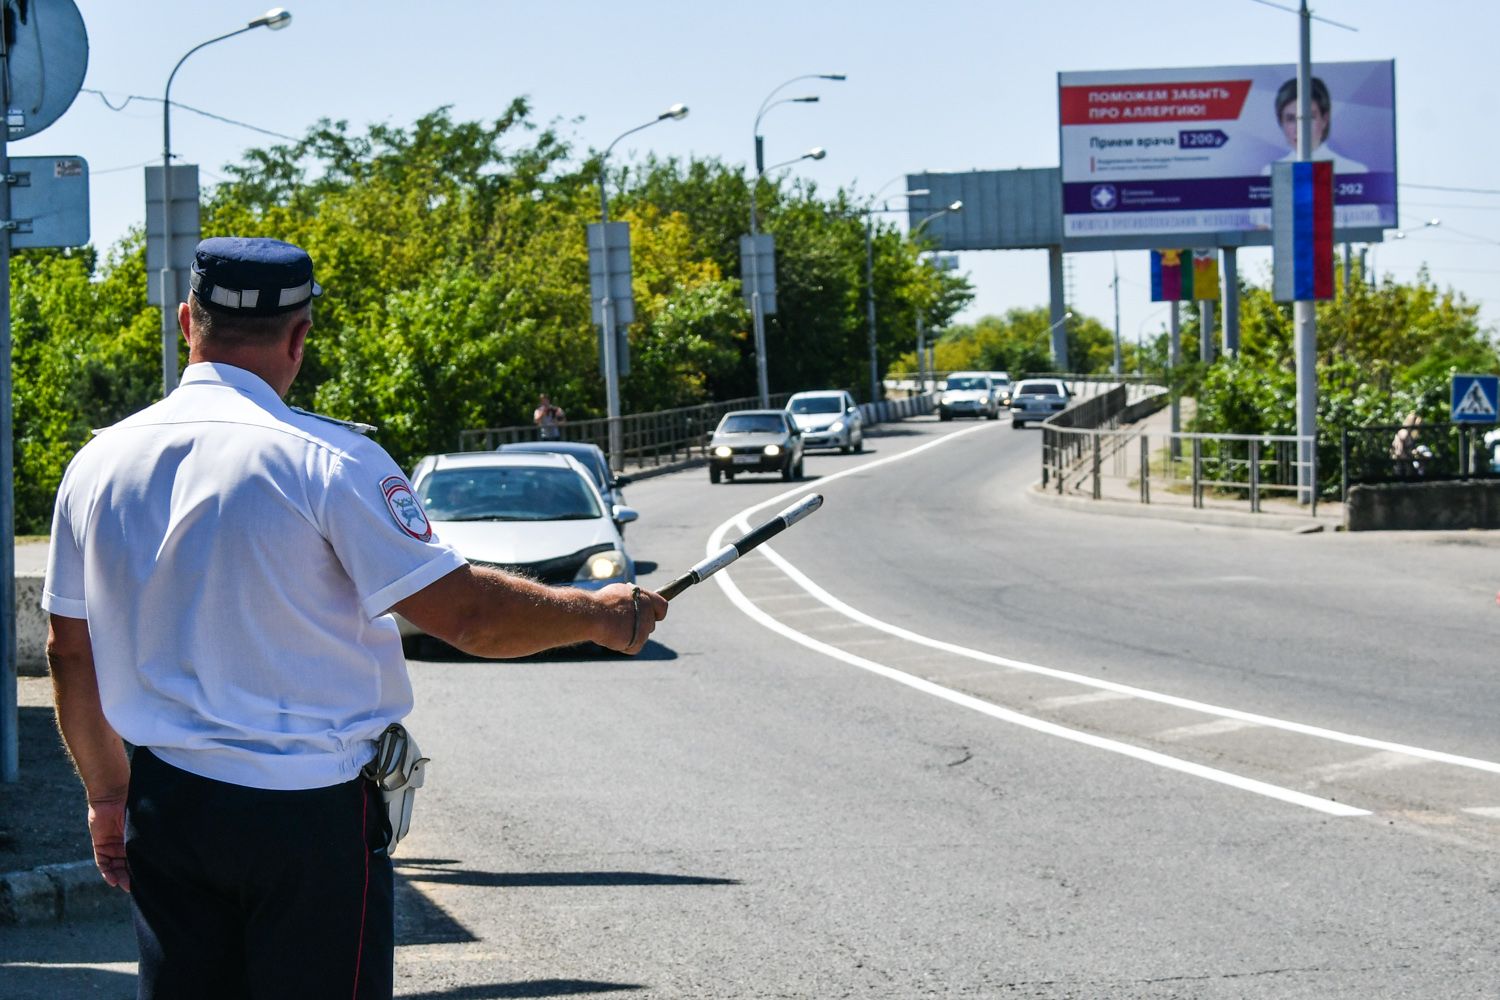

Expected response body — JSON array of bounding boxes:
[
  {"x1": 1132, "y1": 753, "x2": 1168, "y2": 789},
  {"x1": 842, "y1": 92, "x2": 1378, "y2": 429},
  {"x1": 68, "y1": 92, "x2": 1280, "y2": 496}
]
[{"x1": 1451, "y1": 374, "x2": 1499, "y2": 424}]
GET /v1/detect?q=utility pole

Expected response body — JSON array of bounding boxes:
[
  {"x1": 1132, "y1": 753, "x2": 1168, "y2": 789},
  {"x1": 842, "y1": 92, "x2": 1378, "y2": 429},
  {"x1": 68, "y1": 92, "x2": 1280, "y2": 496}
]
[
  {"x1": 1294, "y1": 0, "x2": 1318, "y2": 503},
  {"x1": 1111, "y1": 253, "x2": 1123, "y2": 375}
]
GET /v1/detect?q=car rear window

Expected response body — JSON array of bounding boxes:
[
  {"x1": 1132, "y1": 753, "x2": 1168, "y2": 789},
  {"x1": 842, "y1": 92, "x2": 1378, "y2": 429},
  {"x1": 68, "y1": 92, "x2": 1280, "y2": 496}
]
[
  {"x1": 1017, "y1": 381, "x2": 1063, "y2": 396},
  {"x1": 419, "y1": 466, "x2": 602, "y2": 522}
]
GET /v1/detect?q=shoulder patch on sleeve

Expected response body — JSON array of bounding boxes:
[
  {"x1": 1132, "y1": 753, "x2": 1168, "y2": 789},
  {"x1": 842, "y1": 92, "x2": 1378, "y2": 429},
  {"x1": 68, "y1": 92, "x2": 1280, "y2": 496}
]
[
  {"x1": 290, "y1": 405, "x2": 378, "y2": 436},
  {"x1": 381, "y1": 476, "x2": 432, "y2": 542}
]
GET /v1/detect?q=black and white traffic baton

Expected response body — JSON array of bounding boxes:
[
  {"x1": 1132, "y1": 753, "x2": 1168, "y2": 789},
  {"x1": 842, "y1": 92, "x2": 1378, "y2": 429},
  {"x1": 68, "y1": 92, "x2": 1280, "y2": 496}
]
[{"x1": 659, "y1": 494, "x2": 824, "y2": 601}]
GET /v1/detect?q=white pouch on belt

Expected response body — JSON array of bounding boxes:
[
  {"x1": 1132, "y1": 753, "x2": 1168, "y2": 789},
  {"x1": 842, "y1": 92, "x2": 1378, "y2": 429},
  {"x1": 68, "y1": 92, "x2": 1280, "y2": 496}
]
[{"x1": 361, "y1": 723, "x2": 429, "y2": 854}]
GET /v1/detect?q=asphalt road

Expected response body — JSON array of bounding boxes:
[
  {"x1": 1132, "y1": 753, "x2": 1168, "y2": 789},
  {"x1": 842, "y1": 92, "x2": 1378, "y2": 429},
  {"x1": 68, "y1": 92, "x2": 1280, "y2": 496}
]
[{"x1": 8, "y1": 411, "x2": 1499, "y2": 998}]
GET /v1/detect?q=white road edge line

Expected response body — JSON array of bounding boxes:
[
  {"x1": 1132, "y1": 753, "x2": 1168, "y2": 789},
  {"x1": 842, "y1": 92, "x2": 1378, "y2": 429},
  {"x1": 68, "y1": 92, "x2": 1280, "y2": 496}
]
[
  {"x1": 706, "y1": 425, "x2": 1370, "y2": 818},
  {"x1": 752, "y1": 540, "x2": 1500, "y2": 777}
]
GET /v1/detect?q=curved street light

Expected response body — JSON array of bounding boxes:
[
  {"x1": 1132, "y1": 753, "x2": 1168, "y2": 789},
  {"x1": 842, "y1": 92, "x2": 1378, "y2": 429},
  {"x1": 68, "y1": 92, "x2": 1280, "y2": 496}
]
[
  {"x1": 753, "y1": 73, "x2": 844, "y2": 175},
  {"x1": 599, "y1": 103, "x2": 689, "y2": 224},
  {"x1": 911, "y1": 201, "x2": 963, "y2": 389},
  {"x1": 595, "y1": 103, "x2": 689, "y2": 471},
  {"x1": 745, "y1": 145, "x2": 829, "y2": 407},
  {"x1": 862, "y1": 184, "x2": 930, "y2": 403},
  {"x1": 159, "y1": 8, "x2": 293, "y2": 395}
]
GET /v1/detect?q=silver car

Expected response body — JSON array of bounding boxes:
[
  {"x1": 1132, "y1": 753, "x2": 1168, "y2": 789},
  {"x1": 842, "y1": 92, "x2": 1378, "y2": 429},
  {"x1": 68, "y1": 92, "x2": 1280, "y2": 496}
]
[
  {"x1": 786, "y1": 390, "x2": 864, "y2": 453},
  {"x1": 1010, "y1": 379, "x2": 1071, "y2": 428}
]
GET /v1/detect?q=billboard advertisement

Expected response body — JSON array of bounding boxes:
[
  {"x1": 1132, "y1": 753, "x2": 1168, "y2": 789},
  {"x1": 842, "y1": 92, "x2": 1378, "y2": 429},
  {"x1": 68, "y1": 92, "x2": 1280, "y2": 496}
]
[{"x1": 1058, "y1": 60, "x2": 1396, "y2": 243}]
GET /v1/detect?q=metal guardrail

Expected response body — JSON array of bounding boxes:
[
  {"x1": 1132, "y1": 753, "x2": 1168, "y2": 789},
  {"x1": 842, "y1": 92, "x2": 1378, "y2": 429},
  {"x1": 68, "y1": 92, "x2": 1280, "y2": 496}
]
[
  {"x1": 1038, "y1": 382, "x2": 1319, "y2": 516},
  {"x1": 1340, "y1": 421, "x2": 1498, "y2": 498},
  {"x1": 458, "y1": 392, "x2": 937, "y2": 470}
]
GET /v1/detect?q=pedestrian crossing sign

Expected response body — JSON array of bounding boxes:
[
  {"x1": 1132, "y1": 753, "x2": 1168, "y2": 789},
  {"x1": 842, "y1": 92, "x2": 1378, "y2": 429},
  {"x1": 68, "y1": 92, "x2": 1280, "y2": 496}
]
[{"x1": 1451, "y1": 374, "x2": 1500, "y2": 424}]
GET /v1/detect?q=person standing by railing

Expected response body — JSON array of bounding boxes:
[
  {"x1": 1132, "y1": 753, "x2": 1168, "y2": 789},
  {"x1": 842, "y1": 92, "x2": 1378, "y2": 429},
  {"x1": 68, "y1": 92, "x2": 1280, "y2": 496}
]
[{"x1": 533, "y1": 392, "x2": 566, "y2": 441}]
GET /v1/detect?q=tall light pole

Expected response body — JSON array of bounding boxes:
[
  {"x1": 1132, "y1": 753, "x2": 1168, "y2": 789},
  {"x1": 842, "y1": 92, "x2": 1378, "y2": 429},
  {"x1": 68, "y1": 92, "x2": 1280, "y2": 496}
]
[
  {"x1": 747, "y1": 147, "x2": 827, "y2": 406},
  {"x1": 911, "y1": 200, "x2": 962, "y2": 391},
  {"x1": 596, "y1": 103, "x2": 689, "y2": 471},
  {"x1": 160, "y1": 7, "x2": 292, "y2": 396},
  {"x1": 864, "y1": 182, "x2": 929, "y2": 403},
  {"x1": 746, "y1": 73, "x2": 844, "y2": 407}
]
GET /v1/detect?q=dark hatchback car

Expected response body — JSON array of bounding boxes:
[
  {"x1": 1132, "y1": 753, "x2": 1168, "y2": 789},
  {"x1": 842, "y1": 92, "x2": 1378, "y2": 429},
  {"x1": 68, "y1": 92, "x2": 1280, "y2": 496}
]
[{"x1": 708, "y1": 410, "x2": 804, "y2": 483}]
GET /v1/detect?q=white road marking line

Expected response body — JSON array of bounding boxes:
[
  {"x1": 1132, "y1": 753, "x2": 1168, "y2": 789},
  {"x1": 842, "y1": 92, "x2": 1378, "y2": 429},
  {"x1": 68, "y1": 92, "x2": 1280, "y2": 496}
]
[
  {"x1": 1154, "y1": 718, "x2": 1263, "y2": 742},
  {"x1": 1307, "y1": 751, "x2": 1428, "y2": 783},
  {"x1": 713, "y1": 566, "x2": 1367, "y2": 817},
  {"x1": 1033, "y1": 690, "x2": 1135, "y2": 710},
  {"x1": 1, "y1": 962, "x2": 137, "y2": 973},
  {"x1": 705, "y1": 432, "x2": 1370, "y2": 818},
  {"x1": 1462, "y1": 807, "x2": 1500, "y2": 819},
  {"x1": 748, "y1": 540, "x2": 1500, "y2": 778}
]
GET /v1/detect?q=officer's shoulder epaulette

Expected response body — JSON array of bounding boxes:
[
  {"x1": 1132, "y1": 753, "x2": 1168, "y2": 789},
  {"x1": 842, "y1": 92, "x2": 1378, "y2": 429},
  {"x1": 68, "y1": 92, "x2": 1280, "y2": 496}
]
[{"x1": 289, "y1": 406, "x2": 378, "y2": 436}]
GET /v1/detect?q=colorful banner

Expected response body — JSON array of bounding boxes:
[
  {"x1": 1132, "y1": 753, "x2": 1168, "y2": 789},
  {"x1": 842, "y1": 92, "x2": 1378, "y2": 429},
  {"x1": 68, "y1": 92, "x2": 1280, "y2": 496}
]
[
  {"x1": 1192, "y1": 251, "x2": 1220, "y2": 301},
  {"x1": 1150, "y1": 249, "x2": 1189, "y2": 301},
  {"x1": 1059, "y1": 61, "x2": 1396, "y2": 242},
  {"x1": 1151, "y1": 249, "x2": 1220, "y2": 301},
  {"x1": 1271, "y1": 160, "x2": 1334, "y2": 301}
]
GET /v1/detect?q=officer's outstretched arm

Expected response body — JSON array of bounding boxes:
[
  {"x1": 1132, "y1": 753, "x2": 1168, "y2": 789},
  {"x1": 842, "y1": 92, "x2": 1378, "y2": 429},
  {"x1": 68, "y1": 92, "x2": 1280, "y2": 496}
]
[{"x1": 392, "y1": 565, "x2": 666, "y2": 658}]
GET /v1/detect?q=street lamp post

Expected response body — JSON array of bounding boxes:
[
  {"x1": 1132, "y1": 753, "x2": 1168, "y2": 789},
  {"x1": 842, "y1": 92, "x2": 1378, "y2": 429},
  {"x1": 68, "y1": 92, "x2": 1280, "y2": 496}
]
[
  {"x1": 863, "y1": 182, "x2": 928, "y2": 404},
  {"x1": 160, "y1": 7, "x2": 292, "y2": 396},
  {"x1": 911, "y1": 200, "x2": 962, "y2": 391},
  {"x1": 596, "y1": 103, "x2": 689, "y2": 471},
  {"x1": 747, "y1": 147, "x2": 826, "y2": 406},
  {"x1": 746, "y1": 73, "x2": 843, "y2": 407}
]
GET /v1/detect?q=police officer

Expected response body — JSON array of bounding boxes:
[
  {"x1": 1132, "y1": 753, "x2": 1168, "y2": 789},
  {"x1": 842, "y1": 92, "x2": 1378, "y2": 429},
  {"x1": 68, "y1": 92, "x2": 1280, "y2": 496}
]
[{"x1": 43, "y1": 236, "x2": 667, "y2": 999}]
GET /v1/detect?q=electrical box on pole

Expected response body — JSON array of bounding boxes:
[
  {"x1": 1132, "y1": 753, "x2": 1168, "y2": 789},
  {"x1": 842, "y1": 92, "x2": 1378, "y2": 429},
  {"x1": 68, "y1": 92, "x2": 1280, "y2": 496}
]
[
  {"x1": 144, "y1": 164, "x2": 200, "y2": 306},
  {"x1": 739, "y1": 233, "x2": 777, "y2": 315},
  {"x1": 587, "y1": 220, "x2": 633, "y2": 377}
]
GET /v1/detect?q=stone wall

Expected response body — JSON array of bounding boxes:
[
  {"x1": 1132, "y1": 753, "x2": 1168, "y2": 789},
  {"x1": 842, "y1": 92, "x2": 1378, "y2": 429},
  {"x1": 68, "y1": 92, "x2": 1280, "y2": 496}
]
[{"x1": 1345, "y1": 480, "x2": 1500, "y2": 531}]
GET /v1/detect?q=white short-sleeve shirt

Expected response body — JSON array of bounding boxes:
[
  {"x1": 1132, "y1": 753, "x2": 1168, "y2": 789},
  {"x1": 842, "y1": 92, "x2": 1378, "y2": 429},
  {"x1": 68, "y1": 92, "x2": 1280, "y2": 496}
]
[{"x1": 43, "y1": 362, "x2": 467, "y2": 790}]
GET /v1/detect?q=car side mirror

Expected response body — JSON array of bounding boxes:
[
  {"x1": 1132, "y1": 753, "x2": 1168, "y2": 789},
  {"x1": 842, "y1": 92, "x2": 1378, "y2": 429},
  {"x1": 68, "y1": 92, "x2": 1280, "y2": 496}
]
[
  {"x1": 612, "y1": 505, "x2": 640, "y2": 525},
  {"x1": 613, "y1": 474, "x2": 631, "y2": 489}
]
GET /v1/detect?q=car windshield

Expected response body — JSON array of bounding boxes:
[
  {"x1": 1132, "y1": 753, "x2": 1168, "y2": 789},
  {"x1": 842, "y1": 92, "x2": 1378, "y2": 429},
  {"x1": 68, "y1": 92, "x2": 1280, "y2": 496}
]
[
  {"x1": 1018, "y1": 382, "x2": 1063, "y2": 396},
  {"x1": 418, "y1": 466, "x2": 602, "y2": 522},
  {"x1": 719, "y1": 414, "x2": 786, "y2": 434},
  {"x1": 789, "y1": 396, "x2": 842, "y2": 415},
  {"x1": 947, "y1": 377, "x2": 987, "y2": 391}
]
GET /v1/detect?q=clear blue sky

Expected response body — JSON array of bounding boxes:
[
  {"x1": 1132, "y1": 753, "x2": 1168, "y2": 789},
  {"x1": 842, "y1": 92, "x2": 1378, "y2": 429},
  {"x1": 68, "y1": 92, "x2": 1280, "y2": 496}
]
[{"x1": 28, "y1": 0, "x2": 1500, "y2": 354}]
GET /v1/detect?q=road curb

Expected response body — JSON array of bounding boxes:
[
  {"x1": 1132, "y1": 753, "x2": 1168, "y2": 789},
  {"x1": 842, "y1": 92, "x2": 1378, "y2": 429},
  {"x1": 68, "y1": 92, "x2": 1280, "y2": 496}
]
[
  {"x1": 1025, "y1": 482, "x2": 1343, "y2": 532},
  {"x1": 0, "y1": 859, "x2": 128, "y2": 925}
]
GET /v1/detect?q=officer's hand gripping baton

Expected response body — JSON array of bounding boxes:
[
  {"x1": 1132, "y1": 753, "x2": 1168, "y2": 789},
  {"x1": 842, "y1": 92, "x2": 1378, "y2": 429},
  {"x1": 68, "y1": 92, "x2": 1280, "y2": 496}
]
[{"x1": 658, "y1": 494, "x2": 824, "y2": 601}]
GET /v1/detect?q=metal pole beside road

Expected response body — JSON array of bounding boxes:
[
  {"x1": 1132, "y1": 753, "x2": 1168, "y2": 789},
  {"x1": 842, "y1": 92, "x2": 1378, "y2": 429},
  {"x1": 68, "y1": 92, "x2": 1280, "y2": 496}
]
[
  {"x1": 0, "y1": 69, "x2": 14, "y2": 783},
  {"x1": 1294, "y1": 0, "x2": 1317, "y2": 504}
]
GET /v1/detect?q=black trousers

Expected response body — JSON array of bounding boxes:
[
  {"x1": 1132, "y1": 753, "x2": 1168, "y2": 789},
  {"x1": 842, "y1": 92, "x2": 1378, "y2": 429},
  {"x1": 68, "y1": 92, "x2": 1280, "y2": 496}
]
[{"x1": 125, "y1": 747, "x2": 394, "y2": 1000}]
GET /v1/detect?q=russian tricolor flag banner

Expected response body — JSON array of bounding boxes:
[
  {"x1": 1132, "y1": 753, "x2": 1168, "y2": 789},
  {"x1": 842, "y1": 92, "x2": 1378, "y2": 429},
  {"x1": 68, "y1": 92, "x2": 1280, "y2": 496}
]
[{"x1": 1272, "y1": 161, "x2": 1334, "y2": 301}]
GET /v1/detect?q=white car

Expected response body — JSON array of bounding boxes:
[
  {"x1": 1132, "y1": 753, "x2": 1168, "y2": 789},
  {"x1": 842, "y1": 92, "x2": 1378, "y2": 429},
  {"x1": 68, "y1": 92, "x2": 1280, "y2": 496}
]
[
  {"x1": 938, "y1": 372, "x2": 999, "y2": 421},
  {"x1": 1010, "y1": 379, "x2": 1072, "y2": 428},
  {"x1": 397, "y1": 452, "x2": 637, "y2": 639},
  {"x1": 786, "y1": 389, "x2": 864, "y2": 453},
  {"x1": 986, "y1": 371, "x2": 1014, "y2": 407}
]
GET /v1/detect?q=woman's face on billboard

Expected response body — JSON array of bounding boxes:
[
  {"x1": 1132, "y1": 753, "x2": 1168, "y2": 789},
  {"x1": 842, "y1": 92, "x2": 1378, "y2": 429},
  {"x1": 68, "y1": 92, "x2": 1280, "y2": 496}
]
[{"x1": 1280, "y1": 102, "x2": 1329, "y2": 149}]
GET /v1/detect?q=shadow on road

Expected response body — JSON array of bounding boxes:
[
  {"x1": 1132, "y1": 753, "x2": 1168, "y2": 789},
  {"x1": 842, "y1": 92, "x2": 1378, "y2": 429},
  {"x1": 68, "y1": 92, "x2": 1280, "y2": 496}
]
[
  {"x1": 402, "y1": 980, "x2": 644, "y2": 998},
  {"x1": 396, "y1": 858, "x2": 740, "y2": 889},
  {"x1": 405, "y1": 638, "x2": 679, "y2": 664}
]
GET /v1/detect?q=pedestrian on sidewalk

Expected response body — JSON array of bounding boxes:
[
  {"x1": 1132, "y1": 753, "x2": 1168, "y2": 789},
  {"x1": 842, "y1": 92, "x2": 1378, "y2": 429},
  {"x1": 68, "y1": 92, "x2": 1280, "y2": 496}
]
[
  {"x1": 43, "y1": 237, "x2": 667, "y2": 999},
  {"x1": 533, "y1": 392, "x2": 565, "y2": 440}
]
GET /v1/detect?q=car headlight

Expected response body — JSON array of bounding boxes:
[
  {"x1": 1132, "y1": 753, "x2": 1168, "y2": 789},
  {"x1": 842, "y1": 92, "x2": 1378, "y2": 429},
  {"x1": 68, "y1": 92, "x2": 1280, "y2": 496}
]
[
  {"x1": 578, "y1": 549, "x2": 626, "y2": 581},
  {"x1": 763, "y1": 444, "x2": 781, "y2": 457},
  {"x1": 830, "y1": 420, "x2": 845, "y2": 432},
  {"x1": 714, "y1": 445, "x2": 732, "y2": 458}
]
